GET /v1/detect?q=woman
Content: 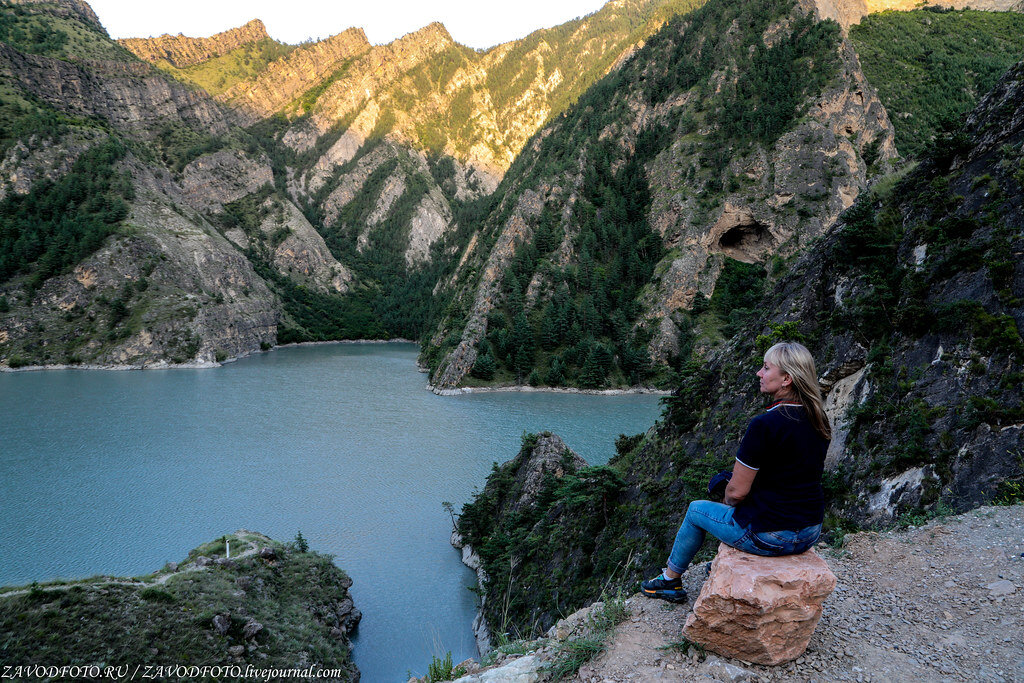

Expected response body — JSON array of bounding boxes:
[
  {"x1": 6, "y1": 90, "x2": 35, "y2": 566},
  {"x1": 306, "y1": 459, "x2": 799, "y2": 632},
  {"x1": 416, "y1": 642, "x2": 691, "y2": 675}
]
[{"x1": 641, "y1": 341, "x2": 832, "y2": 603}]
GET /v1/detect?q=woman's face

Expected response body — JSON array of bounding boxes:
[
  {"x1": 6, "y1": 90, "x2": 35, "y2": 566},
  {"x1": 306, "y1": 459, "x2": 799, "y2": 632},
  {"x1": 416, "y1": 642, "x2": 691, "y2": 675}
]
[{"x1": 757, "y1": 359, "x2": 792, "y2": 397}]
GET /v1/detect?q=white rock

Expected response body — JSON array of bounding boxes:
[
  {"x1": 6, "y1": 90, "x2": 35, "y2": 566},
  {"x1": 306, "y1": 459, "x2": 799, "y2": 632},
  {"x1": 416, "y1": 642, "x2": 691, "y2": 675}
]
[{"x1": 452, "y1": 655, "x2": 542, "y2": 683}]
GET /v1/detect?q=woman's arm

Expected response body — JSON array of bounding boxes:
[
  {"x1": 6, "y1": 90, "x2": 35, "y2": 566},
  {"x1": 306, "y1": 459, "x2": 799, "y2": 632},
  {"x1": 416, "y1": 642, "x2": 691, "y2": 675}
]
[{"x1": 724, "y1": 460, "x2": 757, "y2": 506}]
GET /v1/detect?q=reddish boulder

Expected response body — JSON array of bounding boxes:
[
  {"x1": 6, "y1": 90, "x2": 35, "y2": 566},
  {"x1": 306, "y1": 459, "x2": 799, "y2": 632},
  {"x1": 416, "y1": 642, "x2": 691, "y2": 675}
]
[{"x1": 684, "y1": 543, "x2": 837, "y2": 665}]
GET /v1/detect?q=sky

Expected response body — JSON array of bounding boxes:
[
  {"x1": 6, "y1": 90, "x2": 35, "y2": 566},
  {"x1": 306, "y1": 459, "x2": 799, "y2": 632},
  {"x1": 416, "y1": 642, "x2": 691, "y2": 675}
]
[{"x1": 87, "y1": 0, "x2": 614, "y2": 50}]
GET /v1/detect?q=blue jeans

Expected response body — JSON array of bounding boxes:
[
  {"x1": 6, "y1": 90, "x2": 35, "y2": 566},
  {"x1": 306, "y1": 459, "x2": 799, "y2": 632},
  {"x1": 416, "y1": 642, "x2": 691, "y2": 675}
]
[{"x1": 666, "y1": 500, "x2": 822, "y2": 575}]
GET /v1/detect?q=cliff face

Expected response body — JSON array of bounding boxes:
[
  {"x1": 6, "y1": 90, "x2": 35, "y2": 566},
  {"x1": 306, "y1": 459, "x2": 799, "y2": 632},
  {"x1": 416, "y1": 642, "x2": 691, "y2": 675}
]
[
  {"x1": 0, "y1": 42, "x2": 232, "y2": 135},
  {"x1": 0, "y1": 151, "x2": 279, "y2": 368},
  {"x1": 0, "y1": 531, "x2": 360, "y2": 681},
  {"x1": 118, "y1": 19, "x2": 270, "y2": 68}
]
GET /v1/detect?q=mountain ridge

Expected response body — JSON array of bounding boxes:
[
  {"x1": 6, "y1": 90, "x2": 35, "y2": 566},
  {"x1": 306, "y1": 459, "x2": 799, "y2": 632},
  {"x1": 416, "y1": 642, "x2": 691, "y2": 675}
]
[{"x1": 118, "y1": 18, "x2": 270, "y2": 68}]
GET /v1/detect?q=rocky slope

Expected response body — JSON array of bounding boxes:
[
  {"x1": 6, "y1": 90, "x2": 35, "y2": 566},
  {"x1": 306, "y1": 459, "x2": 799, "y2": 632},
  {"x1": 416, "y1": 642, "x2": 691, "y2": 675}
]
[
  {"x1": 424, "y1": 0, "x2": 897, "y2": 392},
  {"x1": 0, "y1": 530, "x2": 361, "y2": 681},
  {"x1": 443, "y1": 504, "x2": 1023, "y2": 682},
  {"x1": 453, "y1": 48, "x2": 1024, "y2": 643}
]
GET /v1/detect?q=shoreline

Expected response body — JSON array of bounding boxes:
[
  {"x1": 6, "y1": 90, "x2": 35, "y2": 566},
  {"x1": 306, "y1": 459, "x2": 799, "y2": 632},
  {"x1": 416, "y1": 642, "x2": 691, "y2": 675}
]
[
  {"x1": 0, "y1": 338, "x2": 418, "y2": 373},
  {"x1": 450, "y1": 530, "x2": 493, "y2": 657},
  {"x1": 429, "y1": 383, "x2": 671, "y2": 396}
]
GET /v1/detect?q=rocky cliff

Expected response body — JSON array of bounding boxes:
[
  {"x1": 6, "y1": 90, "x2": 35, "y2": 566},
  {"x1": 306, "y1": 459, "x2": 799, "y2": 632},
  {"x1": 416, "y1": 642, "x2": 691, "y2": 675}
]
[
  {"x1": 0, "y1": 41, "x2": 232, "y2": 134},
  {"x1": 0, "y1": 531, "x2": 360, "y2": 681},
  {"x1": 118, "y1": 19, "x2": 270, "y2": 68}
]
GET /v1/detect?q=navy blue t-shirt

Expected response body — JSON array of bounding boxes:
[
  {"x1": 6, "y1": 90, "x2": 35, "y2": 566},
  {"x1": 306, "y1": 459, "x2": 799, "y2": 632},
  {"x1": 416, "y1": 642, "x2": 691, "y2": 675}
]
[{"x1": 731, "y1": 402, "x2": 829, "y2": 532}]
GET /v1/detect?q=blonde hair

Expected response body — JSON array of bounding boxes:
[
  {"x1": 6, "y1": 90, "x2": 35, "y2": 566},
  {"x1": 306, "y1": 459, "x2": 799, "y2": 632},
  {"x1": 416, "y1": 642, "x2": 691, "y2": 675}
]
[{"x1": 764, "y1": 341, "x2": 832, "y2": 441}]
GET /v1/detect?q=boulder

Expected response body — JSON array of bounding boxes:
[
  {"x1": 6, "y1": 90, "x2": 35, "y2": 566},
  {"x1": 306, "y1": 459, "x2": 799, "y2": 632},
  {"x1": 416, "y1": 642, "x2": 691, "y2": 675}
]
[
  {"x1": 451, "y1": 654, "x2": 542, "y2": 682},
  {"x1": 212, "y1": 614, "x2": 230, "y2": 636},
  {"x1": 242, "y1": 618, "x2": 263, "y2": 640},
  {"x1": 684, "y1": 543, "x2": 836, "y2": 665}
]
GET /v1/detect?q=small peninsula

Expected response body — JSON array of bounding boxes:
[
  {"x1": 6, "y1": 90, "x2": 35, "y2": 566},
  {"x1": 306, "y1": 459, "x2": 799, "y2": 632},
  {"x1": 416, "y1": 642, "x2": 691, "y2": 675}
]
[{"x1": 0, "y1": 531, "x2": 360, "y2": 682}]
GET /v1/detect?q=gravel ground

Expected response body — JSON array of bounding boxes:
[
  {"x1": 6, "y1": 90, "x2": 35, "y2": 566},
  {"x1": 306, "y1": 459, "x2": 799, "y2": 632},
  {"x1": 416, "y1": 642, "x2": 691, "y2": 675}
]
[{"x1": 575, "y1": 505, "x2": 1024, "y2": 682}]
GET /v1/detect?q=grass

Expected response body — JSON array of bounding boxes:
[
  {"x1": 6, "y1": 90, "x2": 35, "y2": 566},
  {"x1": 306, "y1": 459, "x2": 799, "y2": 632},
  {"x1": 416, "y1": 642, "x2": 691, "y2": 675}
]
[
  {"x1": 658, "y1": 636, "x2": 706, "y2": 658},
  {"x1": 544, "y1": 594, "x2": 630, "y2": 680},
  {"x1": 157, "y1": 39, "x2": 297, "y2": 96}
]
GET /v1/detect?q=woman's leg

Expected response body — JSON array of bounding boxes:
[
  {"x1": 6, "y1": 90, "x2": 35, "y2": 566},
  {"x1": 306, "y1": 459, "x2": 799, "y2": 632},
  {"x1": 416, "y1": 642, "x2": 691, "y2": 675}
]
[{"x1": 666, "y1": 500, "x2": 750, "y2": 575}]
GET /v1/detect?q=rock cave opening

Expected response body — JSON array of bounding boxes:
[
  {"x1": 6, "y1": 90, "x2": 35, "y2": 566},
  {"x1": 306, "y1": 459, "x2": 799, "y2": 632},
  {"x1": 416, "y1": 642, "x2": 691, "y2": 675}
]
[{"x1": 717, "y1": 220, "x2": 774, "y2": 262}]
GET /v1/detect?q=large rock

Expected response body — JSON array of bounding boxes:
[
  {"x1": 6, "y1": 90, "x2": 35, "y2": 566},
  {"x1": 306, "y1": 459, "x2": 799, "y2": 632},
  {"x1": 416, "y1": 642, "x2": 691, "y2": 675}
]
[{"x1": 684, "y1": 544, "x2": 836, "y2": 665}]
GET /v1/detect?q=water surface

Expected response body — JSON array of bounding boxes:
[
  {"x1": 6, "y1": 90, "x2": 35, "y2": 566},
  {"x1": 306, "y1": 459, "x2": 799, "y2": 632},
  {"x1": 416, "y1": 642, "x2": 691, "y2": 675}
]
[{"x1": 0, "y1": 344, "x2": 663, "y2": 681}]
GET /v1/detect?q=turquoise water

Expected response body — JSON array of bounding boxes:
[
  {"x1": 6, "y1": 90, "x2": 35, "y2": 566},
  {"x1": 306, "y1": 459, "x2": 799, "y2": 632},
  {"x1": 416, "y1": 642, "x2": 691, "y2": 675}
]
[{"x1": 0, "y1": 343, "x2": 663, "y2": 681}]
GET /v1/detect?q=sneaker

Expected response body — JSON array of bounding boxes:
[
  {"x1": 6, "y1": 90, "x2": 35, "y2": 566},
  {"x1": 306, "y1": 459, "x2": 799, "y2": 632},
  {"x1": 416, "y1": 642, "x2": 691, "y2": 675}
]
[{"x1": 640, "y1": 573, "x2": 687, "y2": 603}]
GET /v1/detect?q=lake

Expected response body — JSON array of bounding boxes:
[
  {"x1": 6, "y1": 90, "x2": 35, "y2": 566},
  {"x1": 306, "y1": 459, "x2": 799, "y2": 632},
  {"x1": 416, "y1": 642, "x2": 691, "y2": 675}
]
[{"x1": 0, "y1": 343, "x2": 664, "y2": 681}]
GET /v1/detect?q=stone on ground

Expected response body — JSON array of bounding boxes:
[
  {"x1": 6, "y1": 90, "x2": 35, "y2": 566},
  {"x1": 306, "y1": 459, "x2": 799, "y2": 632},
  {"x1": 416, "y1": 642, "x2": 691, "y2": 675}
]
[{"x1": 684, "y1": 543, "x2": 836, "y2": 665}]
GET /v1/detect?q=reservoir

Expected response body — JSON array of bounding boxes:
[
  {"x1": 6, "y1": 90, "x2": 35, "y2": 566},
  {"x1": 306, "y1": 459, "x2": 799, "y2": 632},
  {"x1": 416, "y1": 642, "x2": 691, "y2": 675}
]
[{"x1": 0, "y1": 343, "x2": 663, "y2": 681}]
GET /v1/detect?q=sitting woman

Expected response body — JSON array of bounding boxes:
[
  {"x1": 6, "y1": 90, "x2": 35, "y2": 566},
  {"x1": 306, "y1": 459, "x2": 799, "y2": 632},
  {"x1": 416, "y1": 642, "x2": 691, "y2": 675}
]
[{"x1": 642, "y1": 341, "x2": 832, "y2": 603}]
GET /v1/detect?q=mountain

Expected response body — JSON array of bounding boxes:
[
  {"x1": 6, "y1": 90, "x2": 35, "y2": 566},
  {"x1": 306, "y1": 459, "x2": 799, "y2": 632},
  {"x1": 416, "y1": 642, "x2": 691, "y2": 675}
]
[
  {"x1": 1, "y1": 0, "x2": 1021, "y2": 376},
  {"x1": 455, "y1": 48, "x2": 1024, "y2": 640},
  {"x1": 1, "y1": 0, "x2": 703, "y2": 366},
  {"x1": 423, "y1": 0, "x2": 897, "y2": 391},
  {"x1": 118, "y1": 18, "x2": 272, "y2": 69}
]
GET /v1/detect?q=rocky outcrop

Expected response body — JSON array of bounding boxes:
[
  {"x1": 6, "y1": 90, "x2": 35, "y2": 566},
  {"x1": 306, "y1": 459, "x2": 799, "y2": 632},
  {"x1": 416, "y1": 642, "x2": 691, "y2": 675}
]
[
  {"x1": 405, "y1": 186, "x2": 453, "y2": 266},
  {"x1": 256, "y1": 197, "x2": 354, "y2": 293},
  {"x1": 684, "y1": 544, "x2": 837, "y2": 665},
  {"x1": 299, "y1": 23, "x2": 456, "y2": 146},
  {"x1": 452, "y1": 432, "x2": 591, "y2": 640},
  {"x1": 429, "y1": 189, "x2": 545, "y2": 391},
  {"x1": 220, "y1": 28, "x2": 371, "y2": 120},
  {"x1": 0, "y1": 158, "x2": 279, "y2": 368},
  {"x1": 642, "y1": 30, "x2": 897, "y2": 362},
  {"x1": 179, "y1": 149, "x2": 274, "y2": 214},
  {"x1": 0, "y1": 43, "x2": 232, "y2": 135},
  {"x1": 119, "y1": 19, "x2": 270, "y2": 68},
  {"x1": 317, "y1": 143, "x2": 396, "y2": 227},
  {"x1": 0, "y1": 132, "x2": 100, "y2": 201},
  {"x1": 451, "y1": 530, "x2": 493, "y2": 656}
]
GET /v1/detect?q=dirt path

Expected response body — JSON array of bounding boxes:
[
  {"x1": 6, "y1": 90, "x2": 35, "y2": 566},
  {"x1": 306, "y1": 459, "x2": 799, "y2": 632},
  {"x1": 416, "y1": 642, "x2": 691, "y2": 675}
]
[
  {"x1": 0, "y1": 532, "x2": 263, "y2": 598},
  {"x1": 577, "y1": 505, "x2": 1024, "y2": 682}
]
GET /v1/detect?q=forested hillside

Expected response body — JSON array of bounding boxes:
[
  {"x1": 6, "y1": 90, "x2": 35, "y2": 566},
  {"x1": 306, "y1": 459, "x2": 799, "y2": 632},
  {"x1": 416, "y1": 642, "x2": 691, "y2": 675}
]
[
  {"x1": 850, "y1": 6, "x2": 1024, "y2": 157},
  {"x1": 424, "y1": 0, "x2": 896, "y2": 391},
  {"x1": 456, "y1": 51, "x2": 1024, "y2": 640}
]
